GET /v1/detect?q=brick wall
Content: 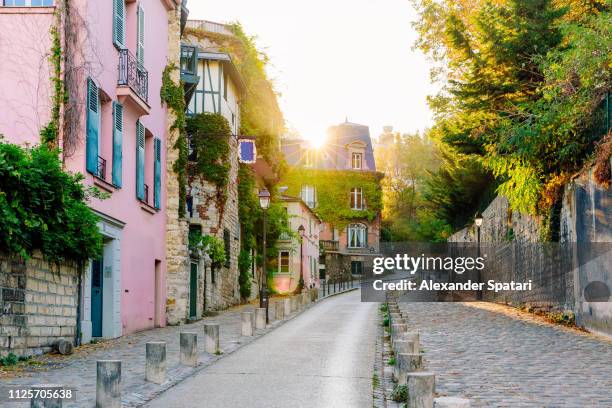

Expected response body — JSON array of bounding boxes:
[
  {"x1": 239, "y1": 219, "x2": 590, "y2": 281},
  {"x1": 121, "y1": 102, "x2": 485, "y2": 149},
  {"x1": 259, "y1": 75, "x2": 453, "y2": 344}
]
[{"x1": 0, "y1": 252, "x2": 79, "y2": 357}]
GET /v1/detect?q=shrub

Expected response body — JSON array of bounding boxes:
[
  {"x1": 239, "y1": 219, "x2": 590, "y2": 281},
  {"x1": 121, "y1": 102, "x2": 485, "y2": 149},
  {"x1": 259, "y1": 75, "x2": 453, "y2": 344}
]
[
  {"x1": 0, "y1": 142, "x2": 101, "y2": 263},
  {"x1": 390, "y1": 384, "x2": 408, "y2": 402},
  {"x1": 388, "y1": 356, "x2": 396, "y2": 366}
]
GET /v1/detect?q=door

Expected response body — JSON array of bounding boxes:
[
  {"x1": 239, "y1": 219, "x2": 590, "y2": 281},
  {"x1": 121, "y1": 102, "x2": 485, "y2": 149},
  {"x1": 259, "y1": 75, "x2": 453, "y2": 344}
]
[
  {"x1": 91, "y1": 258, "x2": 103, "y2": 337},
  {"x1": 189, "y1": 263, "x2": 198, "y2": 319}
]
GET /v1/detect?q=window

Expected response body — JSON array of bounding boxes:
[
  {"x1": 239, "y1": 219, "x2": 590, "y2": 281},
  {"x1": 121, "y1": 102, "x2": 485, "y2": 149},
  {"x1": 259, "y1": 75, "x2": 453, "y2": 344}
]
[
  {"x1": 304, "y1": 149, "x2": 313, "y2": 167},
  {"x1": 113, "y1": 0, "x2": 126, "y2": 49},
  {"x1": 135, "y1": 121, "x2": 146, "y2": 201},
  {"x1": 86, "y1": 78, "x2": 100, "y2": 176},
  {"x1": 350, "y1": 187, "x2": 363, "y2": 210},
  {"x1": 112, "y1": 102, "x2": 123, "y2": 187},
  {"x1": 223, "y1": 74, "x2": 228, "y2": 100},
  {"x1": 136, "y1": 4, "x2": 145, "y2": 65},
  {"x1": 301, "y1": 185, "x2": 316, "y2": 208},
  {"x1": 352, "y1": 153, "x2": 363, "y2": 169},
  {"x1": 153, "y1": 138, "x2": 161, "y2": 209},
  {"x1": 279, "y1": 251, "x2": 290, "y2": 274},
  {"x1": 347, "y1": 224, "x2": 367, "y2": 248},
  {"x1": 351, "y1": 261, "x2": 363, "y2": 275},
  {"x1": 3, "y1": 0, "x2": 53, "y2": 5},
  {"x1": 224, "y1": 229, "x2": 231, "y2": 268}
]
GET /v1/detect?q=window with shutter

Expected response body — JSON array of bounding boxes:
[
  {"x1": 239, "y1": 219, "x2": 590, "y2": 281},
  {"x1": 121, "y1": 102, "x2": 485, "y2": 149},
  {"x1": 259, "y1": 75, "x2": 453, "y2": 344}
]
[
  {"x1": 136, "y1": 121, "x2": 145, "y2": 200},
  {"x1": 86, "y1": 78, "x2": 99, "y2": 175},
  {"x1": 113, "y1": 0, "x2": 126, "y2": 48},
  {"x1": 153, "y1": 138, "x2": 161, "y2": 209},
  {"x1": 137, "y1": 4, "x2": 145, "y2": 65},
  {"x1": 112, "y1": 102, "x2": 123, "y2": 187}
]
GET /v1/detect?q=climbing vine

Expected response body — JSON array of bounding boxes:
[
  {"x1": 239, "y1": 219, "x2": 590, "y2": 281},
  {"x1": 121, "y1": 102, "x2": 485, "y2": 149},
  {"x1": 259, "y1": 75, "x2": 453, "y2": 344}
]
[
  {"x1": 40, "y1": 8, "x2": 65, "y2": 147},
  {"x1": 161, "y1": 64, "x2": 188, "y2": 218},
  {"x1": 281, "y1": 169, "x2": 384, "y2": 229}
]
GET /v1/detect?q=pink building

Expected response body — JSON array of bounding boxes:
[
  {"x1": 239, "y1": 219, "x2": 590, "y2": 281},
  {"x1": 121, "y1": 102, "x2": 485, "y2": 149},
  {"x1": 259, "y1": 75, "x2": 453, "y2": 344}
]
[
  {"x1": 0, "y1": 0, "x2": 182, "y2": 342},
  {"x1": 272, "y1": 195, "x2": 321, "y2": 294}
]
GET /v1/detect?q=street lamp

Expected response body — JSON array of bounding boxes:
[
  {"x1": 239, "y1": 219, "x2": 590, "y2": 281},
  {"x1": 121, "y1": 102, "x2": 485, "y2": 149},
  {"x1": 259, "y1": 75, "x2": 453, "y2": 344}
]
[
  {"x1": 474, "y1": 211, "x2": 483, "y2": 300},
  {"x1": 258, "y1": 188, "x2": 271, "y2": 322},
  {"x1": 298, "y1": 225, "x2": 305, "y2": 292}
]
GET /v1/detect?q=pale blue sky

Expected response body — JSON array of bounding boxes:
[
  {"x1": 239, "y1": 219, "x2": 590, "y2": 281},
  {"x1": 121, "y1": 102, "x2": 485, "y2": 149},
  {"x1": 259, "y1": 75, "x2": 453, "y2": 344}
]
[{"x1": 189, "y1": 0, "x2": 435, "y2": 144}]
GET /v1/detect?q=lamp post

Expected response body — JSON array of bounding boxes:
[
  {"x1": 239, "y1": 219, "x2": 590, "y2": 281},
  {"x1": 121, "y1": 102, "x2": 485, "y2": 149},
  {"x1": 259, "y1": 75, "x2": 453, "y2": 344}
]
[
  {"x1": 474, "y1": 211, "x2": 483, "y2": 300},
  {"x1": 259, "y1": 188, "x2": 271, "y2": 322},
  {"x1": 298, "y1": 225, "x2": 305, "y2": 292}
]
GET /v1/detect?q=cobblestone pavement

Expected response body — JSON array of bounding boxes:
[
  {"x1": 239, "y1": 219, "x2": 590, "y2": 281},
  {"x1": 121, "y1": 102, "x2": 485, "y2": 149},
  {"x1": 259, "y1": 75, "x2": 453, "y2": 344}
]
[
  {"x1": 400, "y1": 302, "x2": 612, "y2": 407},
  {"x1": 1, "y1": 299, "x2": 312, "y2": 407}
]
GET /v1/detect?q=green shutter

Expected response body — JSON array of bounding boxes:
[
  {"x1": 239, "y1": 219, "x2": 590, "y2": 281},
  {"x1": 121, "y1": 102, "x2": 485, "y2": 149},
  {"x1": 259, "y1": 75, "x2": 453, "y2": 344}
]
[
  {"x1": 113, "y1": 0, "x2": 125, "y2": 48},
  {"x1": 112, "y1": 102, "x2": 123, "y2": 187},
  {"x1": 153, "y1": 138, "x2": 161, "y2": 209},
  {"x1": 136, "y1": 4, "x2": 145, "y2": 65},
  {"x1": 136, "y1": 121, "x2": 145, "y2": 200},
  {"x1": 86, "y1": 78, "x2": 99, "y2": 174}
]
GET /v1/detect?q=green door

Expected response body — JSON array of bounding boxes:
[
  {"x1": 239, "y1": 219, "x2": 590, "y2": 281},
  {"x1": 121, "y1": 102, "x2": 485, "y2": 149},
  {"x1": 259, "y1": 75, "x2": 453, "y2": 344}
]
[
  {"x1": 189, "y1": 263, "x2": 198, "y2": 319},
  {"x1": 91, "y1": 258, "x2": 103, "y2": 337}
]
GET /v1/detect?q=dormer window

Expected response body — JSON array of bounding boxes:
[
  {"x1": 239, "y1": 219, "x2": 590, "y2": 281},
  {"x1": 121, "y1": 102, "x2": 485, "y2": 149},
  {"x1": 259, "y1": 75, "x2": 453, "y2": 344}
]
[{"x1": 351, "y1": 152, "x2": 363, "y2": 169}]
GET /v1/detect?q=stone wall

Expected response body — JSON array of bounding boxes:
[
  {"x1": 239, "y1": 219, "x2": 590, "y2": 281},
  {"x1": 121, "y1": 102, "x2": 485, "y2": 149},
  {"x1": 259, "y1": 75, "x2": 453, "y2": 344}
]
[
  {"x1": 0, "y1": 252, "x2": 79, "y2": 357},
  {"x1": 164, "y1": 6, "x2": 191, "y2": 326}
]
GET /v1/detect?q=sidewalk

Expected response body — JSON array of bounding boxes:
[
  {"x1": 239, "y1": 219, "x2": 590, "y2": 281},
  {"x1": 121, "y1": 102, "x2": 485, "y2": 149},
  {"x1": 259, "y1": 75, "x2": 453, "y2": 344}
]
[{"x1": 1, "y1": 299, "x2": 307, "y2": 407}]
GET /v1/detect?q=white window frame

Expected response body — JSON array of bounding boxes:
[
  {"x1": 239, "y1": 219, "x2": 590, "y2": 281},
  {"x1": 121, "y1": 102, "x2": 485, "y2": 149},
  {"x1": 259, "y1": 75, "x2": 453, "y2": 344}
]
[
  {"x1": 347, "y1": 224, "x2": 367, "y2": 249},
  {"x1": 351, "y1": 152, "x2": 363, "y2": 169},
  {"x1": 301, "y1": 185, "x2": 316, "y2": 208},
  {"x1": 278, "y1": 250, "x2": 290, "y2": 274},
  {"x1": 350, "y1": 187, "x2": 363, "y2": 210}
]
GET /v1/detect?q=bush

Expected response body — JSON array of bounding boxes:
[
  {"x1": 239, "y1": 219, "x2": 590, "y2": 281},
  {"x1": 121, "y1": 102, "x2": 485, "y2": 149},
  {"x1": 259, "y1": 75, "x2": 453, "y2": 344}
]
[
  {"x1": 388, "y1": 356, "x2": 396, "y2": 366},
  {"x1": 0, "y1": 142, "x2": 101, "y2": 263},
  {"x1": 0, "y1": 353, "x2": 19, "y2": 367},
  {"x1": 382, "y1": 317, "x2": 390, "y2": 327},
  {"x1": 390, "y1": 384, "x2": 408, "y2": 402}
]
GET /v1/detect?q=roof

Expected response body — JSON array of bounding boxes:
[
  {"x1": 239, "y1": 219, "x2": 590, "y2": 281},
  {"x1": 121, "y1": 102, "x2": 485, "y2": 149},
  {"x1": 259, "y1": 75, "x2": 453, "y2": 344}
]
[
  {"x1": 197, "y1": 51, "x2": 246, "y2": 97},
  {"x1": 280, "y1": 195, "x2": 322, "y2": 223}
]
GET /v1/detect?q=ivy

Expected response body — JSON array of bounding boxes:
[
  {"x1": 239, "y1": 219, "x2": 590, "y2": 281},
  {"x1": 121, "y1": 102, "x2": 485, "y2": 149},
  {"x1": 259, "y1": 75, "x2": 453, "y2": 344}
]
[
  {"x1": 238, "y1": 164, "x2": 260, "y2": 253},
  {"x1": 40, "y1": 9, "x2": 65, "y2": 147},
  {"x1": 187, "y1": 113, "x2": 231, "y2": 189},
  {"x1": 281, "y1": 169, "x2": 384, "y2": 229},
  {"x1": 0, "y1": 142, "x2": 102, "y2": 264},
  {"x1": 189, "y1": 231, "x2": 226, "y2": 267},
  {"x1": 161, "y1": 64, "x2": 188, "y2": 218},
  {"x1": 238, "y1": 249, "x2": 252, "y2": 299}
]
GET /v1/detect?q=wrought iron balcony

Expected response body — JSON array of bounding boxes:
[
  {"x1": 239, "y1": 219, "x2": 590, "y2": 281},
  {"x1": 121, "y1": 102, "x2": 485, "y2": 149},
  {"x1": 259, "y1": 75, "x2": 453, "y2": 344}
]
[
  {"x1": 96, "y1": 156, "x2": 107, "y2": 180},
  {"x1": 118, "y1": 49, "x2": 148, "y2": 104},
  {"x1": 320, "y1": 240, "x2": 339, "y2": 252}
]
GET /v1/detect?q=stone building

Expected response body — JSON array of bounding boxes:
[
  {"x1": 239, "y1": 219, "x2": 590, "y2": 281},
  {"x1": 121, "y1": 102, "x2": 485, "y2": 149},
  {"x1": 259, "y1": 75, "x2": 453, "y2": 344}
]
[{"x1": 280, "y1": 120, "x2": 384, "y2": 284}]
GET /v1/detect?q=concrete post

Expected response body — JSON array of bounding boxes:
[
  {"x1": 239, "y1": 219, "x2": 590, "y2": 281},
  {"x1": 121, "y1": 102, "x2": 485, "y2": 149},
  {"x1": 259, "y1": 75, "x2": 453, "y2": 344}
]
[
  {"x1": 284, "y1": 298, "x2": 291, "y2": 316},
  {"x1": 180, "y1": 332, "x2": 198, "y2": 366},
  {"x1": 145, "y1": 342, "x2": 167, "y2": 384},
  {"x1": 407, "y1": 372, "x2": 435, "y2": 408},
  {"x1": 255, "y1": 308, "x2": 266, "y2": 329},
  {"x1": 395, "y1": 353, "x2": 423, "y2": 384},
  {"x1": 434, "y1": 397, "x2": 471, "y2": 407},
  {"x1": 30, "y1": 385, "x2": 64, "y2": 408},
  {"x1": 96, "y1": 360, "x2": 121, "y2": 408},
  {"x1": 275, "y1": 301, "x2": 284, "y2": 320},
  {"x1": 203, "y1": 324, "x2": 220, "y2": 354},
  {"x1": 241, "y1": 311, "x2": 254, "y2": 336}
]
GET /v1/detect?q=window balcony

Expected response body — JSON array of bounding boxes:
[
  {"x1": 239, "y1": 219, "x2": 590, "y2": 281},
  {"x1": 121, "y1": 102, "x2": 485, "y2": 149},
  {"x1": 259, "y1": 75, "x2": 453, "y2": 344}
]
[
  {"x1": 320, "y1": 240, "x2": 339, "y2": 252},
  {"x1": 180, "y1": 44, "x2": 199, "y2": 105},
  {"x1": 117, "y1": 49, "x2": 150, "y2": 115}
]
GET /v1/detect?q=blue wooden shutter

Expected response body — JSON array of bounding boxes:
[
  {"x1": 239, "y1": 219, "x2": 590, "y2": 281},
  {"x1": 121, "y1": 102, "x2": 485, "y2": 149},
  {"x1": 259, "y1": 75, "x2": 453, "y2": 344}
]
[
  {"x1": 86, "y1": 78, "x2": 99, "y2": 174},
  {"x1": 112, "y1": 102, "x2": 123, "y2": 187},
  {"x1": 136, "y1": 4, "x2": 145, "y2": 65},
  {"x1": 153, "y1": 138, "x2": 161, "y2": 209},
  {"x1": 136, "y1": 121, "x2": 145, "y2": 200},
  {"x1": 113, "y1": 0, "x2": 126, "y2": 48}
]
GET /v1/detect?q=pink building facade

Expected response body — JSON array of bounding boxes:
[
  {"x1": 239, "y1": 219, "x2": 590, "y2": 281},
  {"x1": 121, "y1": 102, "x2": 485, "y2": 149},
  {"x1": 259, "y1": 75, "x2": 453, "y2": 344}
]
[{"x1": 0, "y1": 0, "x2": 181, "y2": 341}]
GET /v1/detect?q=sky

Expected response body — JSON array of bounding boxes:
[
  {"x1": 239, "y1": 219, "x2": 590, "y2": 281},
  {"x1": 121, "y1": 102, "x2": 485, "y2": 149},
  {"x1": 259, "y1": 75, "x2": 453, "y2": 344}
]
[{"x1": 188, "y1": 0, "x2": 436, "y2": 145}]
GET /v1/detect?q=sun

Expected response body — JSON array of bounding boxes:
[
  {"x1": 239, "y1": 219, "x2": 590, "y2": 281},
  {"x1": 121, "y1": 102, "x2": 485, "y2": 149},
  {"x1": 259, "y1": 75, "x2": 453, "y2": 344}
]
[{"x1": 308, "y1": 135, "x2": 325, "y2": 149}]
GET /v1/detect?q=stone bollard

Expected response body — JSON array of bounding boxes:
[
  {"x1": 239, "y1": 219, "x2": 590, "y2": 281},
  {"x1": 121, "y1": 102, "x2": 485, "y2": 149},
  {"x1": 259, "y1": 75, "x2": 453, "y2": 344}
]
[
  {"x1": 284, "y1": 298, "x2": 292, "y2": 316},
  {"x1": 407, "y1": 372, "x2": 435, "y2": 408},
  {"x1": 251, "y1": 310, "x2": 257, "y2": 329},
  {"x1": 275, "y1": 301, "x2": 284, "y2": 320},
  {"x1": 204, "y1": 324, "x2": 220, "y2": 354},
  {"x1": 241, "y1": 311, "x2": 254, "y2": 336},
  {"x1": 180, "y1": 332, "x2": 198, "y2": 366},
  {"x1": 393, "y1": 339, "x2": 417, "y2": 355},
  {"x1": 145, "y1": 342, "x2": 167, "y2": 384},
  {"x1": 30, "y1": 384, "x2": 64, "y2": 408},
  {"x1": 96, "y1": 360, "x2": 121, "y2": 408},
  {"x1": 434, "y1": 397, "x2": 471, "y2": 408},
  {"x1": 255, "y1": 308, "x2": 267, "y2": 329},
  {"x1": 395, "y1": 353, "x2": 423, "y2": 384}
]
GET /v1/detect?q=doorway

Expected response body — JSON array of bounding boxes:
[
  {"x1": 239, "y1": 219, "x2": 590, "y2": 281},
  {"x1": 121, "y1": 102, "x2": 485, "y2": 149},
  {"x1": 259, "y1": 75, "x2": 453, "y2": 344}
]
[{"x1": 91, "y1": 258, "x2": 103, "y2": 337}]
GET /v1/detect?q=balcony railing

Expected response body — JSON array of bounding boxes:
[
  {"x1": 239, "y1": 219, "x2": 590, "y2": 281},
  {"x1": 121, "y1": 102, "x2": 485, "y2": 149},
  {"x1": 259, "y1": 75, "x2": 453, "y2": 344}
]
[
  {"x1": 185, "y1": 20, "x2": 233, "y2": 36},
  {"x1": 96, "y1": 156, "x2": 107, "y2": 180},
  {"x1": 320, "y1": 240, "x2": 339, "y2": 252},
  {"x1": 118, "y1": 49, "x2": 148, "y2": 104}
]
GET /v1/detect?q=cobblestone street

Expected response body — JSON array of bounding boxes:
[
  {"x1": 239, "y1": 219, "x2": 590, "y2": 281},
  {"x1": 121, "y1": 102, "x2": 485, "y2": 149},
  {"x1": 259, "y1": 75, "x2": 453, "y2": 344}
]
[
  {"x1": 1, "y1": 299, "x2": 309, "y2": 407},
  {"x1": 400, "y1": 302, "x2": 612, "y2": 407}
]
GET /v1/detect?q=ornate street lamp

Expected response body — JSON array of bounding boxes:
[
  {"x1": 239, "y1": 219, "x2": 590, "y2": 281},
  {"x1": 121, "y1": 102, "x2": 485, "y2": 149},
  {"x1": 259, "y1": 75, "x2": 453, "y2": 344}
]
[
  {"x1": 298, "y1": 225, "x2": 305, "y2": 292},
  {"x1": 258, "y1": 188, "x2": 271, "y2": 322}
]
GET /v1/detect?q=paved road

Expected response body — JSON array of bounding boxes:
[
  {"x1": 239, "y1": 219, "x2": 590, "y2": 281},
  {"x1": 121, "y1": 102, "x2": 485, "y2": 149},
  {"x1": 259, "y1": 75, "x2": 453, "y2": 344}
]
[
  {"x1": 147, "y1": 290, "x2": 378, "y2": 408},
  {"x1": 400, "y1": 302, "x2": 612, "y2": 407}
]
